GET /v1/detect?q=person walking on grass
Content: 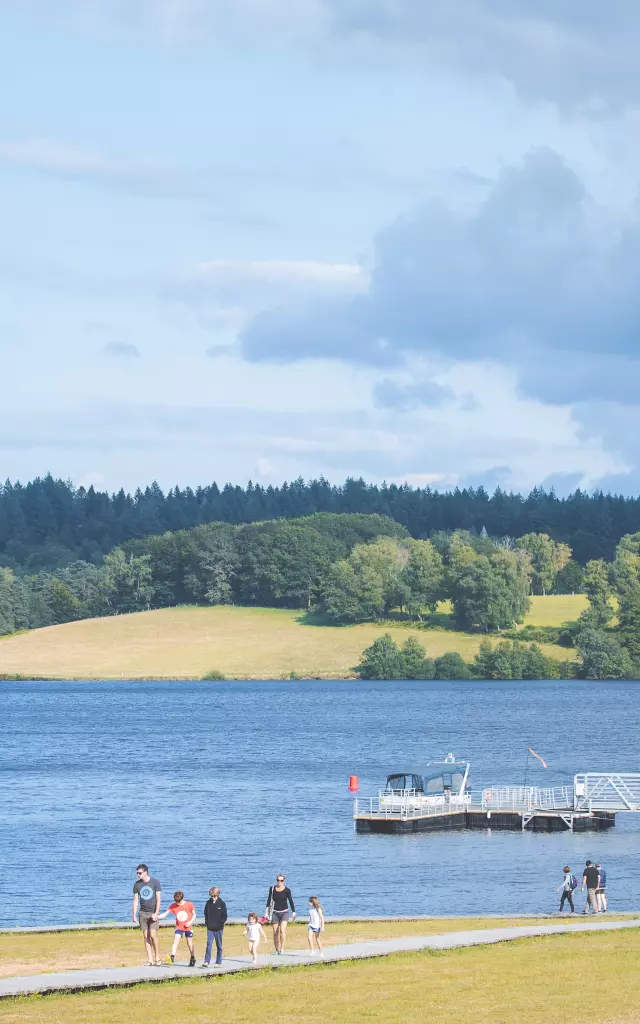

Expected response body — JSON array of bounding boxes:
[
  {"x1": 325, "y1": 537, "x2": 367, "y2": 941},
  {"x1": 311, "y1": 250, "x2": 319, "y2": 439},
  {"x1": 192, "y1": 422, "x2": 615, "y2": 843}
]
[
  {"x1": 556, "y1": 866, "x2": 576, "y2": 914},
  {"x1": 266, "y1": 873, "x2": 296, "y2": 955},
  {"x1": 159, "y1": 890, "x2": 197, "y2": 966},
  {"x1": 244, "y1": 913, "x2": 267, "y2": 963},
  {"x1": 307, "y1": 896, "x2": 325, "y2": 955},
  {"x1": 581, "y1": 860, "x2": 600, "y2": 914},
  {"x1": 596, "y1": 863, "x2": 608, "y2": 913},
  {"x1": 132, "y1": 863, "x2": 162, "y2": 966},
  {"x1": 203, "y1": 886, "x2": 228, "y2": 967}
]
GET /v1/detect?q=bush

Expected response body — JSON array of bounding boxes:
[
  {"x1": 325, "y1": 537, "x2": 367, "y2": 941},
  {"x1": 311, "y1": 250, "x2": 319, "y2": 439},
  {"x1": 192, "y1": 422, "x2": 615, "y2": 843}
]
[
  {"x1": 356, "y1": 634, "x2": 407, "y2": 679},
  {"x1": 356, "y1": 633, "x2": 436, "y2": 680},
  {"x1": 434, "y1": 652, "x2": 473, "y2": 679},
  {"x1": 574, "y1": 627, "x2": 635, "y2": 679},
  {"x1": 402, "y1": 636, "x2": 436, "y2": 680},
  {"x1": 202, "y1": 668, "x2": 226, "y2": 681},
  {"x1": 473, "y1": 639, "x2": 566, "y2": 680}
]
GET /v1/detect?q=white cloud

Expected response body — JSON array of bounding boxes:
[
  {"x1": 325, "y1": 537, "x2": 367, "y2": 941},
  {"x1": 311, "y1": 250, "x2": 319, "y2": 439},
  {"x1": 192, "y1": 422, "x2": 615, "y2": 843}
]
[
  {"x1": 0, "y1": 137, "x2": 202, "y2": 199},
  {"x1": 68, "y1": 1, "x2": 640, "y2": 109},
  {"x1": 171, "y1": 259, "x2": 369, "y2": 338},
  {"x1": 191, "y1": 259, "x2": 368, "y2": 292}
]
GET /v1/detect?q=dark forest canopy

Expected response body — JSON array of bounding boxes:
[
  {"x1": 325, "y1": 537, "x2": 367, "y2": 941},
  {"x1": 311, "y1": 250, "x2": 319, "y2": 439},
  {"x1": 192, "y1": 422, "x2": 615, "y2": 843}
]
[{"x1": 1, "y1": 473, "x2": 640, "y2": 573}]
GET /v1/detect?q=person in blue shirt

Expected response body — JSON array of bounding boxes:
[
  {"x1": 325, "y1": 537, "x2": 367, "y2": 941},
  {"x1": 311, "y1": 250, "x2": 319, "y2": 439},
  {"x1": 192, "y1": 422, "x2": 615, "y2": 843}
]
[{"x1": 596, "y1": 862, "x2": 607, "y2": 913}]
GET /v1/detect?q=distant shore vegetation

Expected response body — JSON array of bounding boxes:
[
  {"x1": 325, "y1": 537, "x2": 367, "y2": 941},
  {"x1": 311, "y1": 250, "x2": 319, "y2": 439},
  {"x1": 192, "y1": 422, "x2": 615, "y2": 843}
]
[{"x1": 1, "y1": 501, "x2": 639, "y2": 678}]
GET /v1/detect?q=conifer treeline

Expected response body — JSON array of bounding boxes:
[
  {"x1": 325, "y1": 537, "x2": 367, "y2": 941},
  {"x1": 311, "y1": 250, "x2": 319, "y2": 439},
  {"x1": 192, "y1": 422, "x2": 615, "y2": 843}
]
[{"x1": 1, "y1": 474, "x2": 640, "y2": 573}]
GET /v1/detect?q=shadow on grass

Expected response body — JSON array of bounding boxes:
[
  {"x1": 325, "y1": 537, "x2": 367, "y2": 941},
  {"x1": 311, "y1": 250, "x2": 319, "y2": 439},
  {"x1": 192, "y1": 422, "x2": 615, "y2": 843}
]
[{"x1": 295, "y1": 609, "x2": 464, "y2": 632}]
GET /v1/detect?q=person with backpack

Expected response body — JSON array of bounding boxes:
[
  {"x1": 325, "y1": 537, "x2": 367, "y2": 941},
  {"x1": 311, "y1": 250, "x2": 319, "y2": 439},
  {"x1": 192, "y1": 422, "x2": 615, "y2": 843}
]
[
  {"x1": 596, "y1": 863, "x2": 607, "y2": 913},
  {"x1": 557, "y1": 865, "x2": 577, "y2": 913}
]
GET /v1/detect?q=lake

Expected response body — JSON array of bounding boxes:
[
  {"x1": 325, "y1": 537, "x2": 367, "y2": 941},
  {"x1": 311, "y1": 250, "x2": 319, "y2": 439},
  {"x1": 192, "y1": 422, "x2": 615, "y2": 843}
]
[{"x1": 1, "y1": 679, "x2": 639, "y2": 927}]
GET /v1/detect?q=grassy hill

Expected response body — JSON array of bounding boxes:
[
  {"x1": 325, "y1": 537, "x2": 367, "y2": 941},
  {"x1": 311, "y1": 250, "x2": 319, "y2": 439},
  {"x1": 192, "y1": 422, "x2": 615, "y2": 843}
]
[{"x1": 0, "y1": 595, "x2": 587, "y2": 680}]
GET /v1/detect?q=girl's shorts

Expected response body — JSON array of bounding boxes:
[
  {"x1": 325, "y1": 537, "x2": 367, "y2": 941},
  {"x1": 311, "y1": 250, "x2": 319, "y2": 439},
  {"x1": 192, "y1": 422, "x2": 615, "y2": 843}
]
[{"x1": 308, "y1": 926, "x2": 321, "y2": 934}]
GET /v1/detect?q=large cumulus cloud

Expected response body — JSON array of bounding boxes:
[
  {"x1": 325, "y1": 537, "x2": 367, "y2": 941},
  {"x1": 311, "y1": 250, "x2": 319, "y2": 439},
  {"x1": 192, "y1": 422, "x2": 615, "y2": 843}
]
[{"x1": 239, "y1": 147, "x2": 640, "y2": 406}]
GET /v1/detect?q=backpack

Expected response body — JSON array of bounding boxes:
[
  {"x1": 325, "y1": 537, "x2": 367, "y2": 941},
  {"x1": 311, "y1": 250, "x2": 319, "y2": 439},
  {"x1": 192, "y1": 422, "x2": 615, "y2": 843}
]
[
  {"x1": 570, "y1": 874, "x2": 578, "y2": 890},
  {"x1": 599, "y1": 869, "x2": 606, "y2": 887}
]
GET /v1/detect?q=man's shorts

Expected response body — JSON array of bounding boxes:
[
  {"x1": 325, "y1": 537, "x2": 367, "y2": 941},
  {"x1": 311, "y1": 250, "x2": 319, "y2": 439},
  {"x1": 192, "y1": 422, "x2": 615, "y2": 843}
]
[
  {"x1": 176, "y1": 929, "x2": 194, "y2": 938},
  {"x1": 139, "y1": 911, "x2": 159, "y2": 932}
]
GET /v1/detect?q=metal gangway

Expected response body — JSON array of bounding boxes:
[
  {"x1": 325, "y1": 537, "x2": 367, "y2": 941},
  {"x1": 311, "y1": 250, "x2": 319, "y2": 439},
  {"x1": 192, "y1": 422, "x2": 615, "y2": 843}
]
[
  {"x1": 574, "y1": 773, "x2": 640, "y2": 812},
  {"x1": 481, "y1": 773, "x2": 640, "y2": 829}
]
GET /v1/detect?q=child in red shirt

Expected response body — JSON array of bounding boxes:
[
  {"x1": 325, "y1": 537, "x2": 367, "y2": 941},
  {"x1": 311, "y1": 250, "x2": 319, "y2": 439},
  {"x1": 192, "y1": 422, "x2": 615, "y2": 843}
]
[{"x1": 159, "y1": 890, "x2": 197, "y2": 966}]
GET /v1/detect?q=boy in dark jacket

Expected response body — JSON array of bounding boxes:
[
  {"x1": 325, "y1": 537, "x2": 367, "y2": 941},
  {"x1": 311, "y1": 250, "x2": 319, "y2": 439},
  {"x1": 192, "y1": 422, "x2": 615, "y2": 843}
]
[{"x1": 203, "y1": 887, "x2": 228, "y2": 966}]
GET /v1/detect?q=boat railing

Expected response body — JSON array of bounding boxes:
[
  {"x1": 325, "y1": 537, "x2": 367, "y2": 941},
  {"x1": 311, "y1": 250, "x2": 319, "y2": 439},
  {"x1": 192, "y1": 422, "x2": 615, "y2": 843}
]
[
  {"x1": 481, "y1": 785, "x2": 573, "y2": 811},
  {"x1": 355, "y1": 793, "x2": 466, "y2": 820}
]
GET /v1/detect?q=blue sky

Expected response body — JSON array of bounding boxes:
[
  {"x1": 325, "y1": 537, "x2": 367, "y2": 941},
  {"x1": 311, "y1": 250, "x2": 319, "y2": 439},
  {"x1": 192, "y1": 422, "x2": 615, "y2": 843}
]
[{"x1": 2, "y1": 1, "x2": 640, "y2": 494}]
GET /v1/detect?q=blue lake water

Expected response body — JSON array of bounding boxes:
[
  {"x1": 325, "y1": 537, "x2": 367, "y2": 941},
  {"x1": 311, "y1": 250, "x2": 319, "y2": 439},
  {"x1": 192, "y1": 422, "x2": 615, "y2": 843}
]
[{"x1": 1, "y1": 679, "x2": 640, "y2": 927}]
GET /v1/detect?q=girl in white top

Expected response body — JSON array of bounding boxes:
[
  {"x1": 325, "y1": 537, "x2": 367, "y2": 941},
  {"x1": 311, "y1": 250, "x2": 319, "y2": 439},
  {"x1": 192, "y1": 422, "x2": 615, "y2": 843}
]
[
  {"x1": 243, "y1": 913, "x2": 266, "y2": 962},
  {"x1": 307, "y1": 896, "x2": 325, "y2": 955}
]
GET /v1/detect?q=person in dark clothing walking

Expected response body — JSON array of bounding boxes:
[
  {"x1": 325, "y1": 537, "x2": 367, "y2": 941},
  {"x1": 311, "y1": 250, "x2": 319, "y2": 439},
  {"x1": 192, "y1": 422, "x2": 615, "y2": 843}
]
[
  {"x1": 202, "y1": 887, "x2": 228, "y2": 967},
  {"x1": 556, "y1": 865, "x2": 575, "y2": 913},
  {"x1": 581, "y1": 860, "x2": 600, "y2": 914},
  {"x1": 266, "y1": 874, "x2": 295, "y2": 954},
  {"x1": 596, "y1": 863, "x2": 608, "y2": 913}
]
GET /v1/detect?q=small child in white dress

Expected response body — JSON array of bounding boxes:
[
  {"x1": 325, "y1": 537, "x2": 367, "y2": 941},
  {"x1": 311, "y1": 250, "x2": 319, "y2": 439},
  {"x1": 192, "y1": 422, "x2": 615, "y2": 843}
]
[
  {"x1": 307, "y1": 896, "x2": 325, "y2": 955},
  {"x1": 243, "y1": 912, "x2": 267, "y2": 962}
]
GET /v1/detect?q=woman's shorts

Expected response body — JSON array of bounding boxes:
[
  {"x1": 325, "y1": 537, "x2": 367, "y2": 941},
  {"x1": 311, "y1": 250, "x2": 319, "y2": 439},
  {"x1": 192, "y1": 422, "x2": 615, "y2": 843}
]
[
  {"x1": 272, "y1": 910, "x2": 289, "y2": 925},
  {"x1": 176, "y1": 929, "x2": 194, "y2": 938},
  {"x1": 308, "y1": 926, "x2": 321, "y2": 935}
]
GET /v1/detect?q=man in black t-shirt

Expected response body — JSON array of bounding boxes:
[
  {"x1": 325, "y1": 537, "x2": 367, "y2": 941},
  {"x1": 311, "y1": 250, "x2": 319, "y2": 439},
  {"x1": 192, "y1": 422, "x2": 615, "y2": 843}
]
[
  {"x1": 581, "y1": 860, "x2": 600, "y2": 915},
  {"x1": 132, "y1": 863, "x2": 163, "y2": 964}
]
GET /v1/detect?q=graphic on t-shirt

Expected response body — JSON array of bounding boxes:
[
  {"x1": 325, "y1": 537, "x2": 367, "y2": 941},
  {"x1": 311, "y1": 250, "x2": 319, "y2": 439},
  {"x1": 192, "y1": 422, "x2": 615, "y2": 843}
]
[
  {"x1": 139, "y1": 884, "x2": 154, "y2": 902},
  {"x1": 169, "y1": 901, "x2": 195, "y2": 930}
]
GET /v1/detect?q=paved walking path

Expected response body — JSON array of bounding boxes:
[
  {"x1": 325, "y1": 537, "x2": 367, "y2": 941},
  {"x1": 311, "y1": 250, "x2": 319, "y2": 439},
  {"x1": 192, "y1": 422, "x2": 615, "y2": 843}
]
[{"x1": 1, "y1": 918, "x2": 638, "y2": 1000}]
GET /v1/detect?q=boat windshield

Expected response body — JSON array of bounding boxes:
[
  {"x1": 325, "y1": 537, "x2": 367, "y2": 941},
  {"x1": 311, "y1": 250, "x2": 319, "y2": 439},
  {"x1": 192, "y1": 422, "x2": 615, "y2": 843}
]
[
  {"x1": 422, "y1": 763, "x2": 468, "y2": 794},
  {"x1": 385, "y1": 773, "x2": 424, "y2": 793}
]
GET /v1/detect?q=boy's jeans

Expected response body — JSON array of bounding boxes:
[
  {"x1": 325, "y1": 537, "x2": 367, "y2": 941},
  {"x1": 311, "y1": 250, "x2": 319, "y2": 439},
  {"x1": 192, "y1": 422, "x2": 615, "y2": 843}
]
[{"x1": 205, "y1": 929, "x2": 224, "y2": 964}]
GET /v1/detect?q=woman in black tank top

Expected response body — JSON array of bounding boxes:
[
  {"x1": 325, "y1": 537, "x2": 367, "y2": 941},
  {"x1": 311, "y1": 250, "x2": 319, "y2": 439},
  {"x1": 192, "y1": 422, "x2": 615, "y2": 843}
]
[{"x1": 266, "y1": 873, "x2": 296, "y2": 954}]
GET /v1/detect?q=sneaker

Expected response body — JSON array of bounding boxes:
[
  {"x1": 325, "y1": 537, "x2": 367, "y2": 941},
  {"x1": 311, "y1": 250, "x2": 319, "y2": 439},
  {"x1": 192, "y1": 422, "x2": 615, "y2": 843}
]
[
  {"x1": 202, "y1": 962, "x2": 210, "y2": 968},
  {"x1": 169, "y1": 954, "x2": 175, "y2": 964},
  {"x1": 189, "y1": 956, "x2": 196, "y2": 967}
]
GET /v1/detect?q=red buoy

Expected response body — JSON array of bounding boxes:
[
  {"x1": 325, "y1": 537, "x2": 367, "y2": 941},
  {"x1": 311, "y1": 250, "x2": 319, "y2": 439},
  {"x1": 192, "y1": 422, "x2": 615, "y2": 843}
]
[{"x1": 348, "y1": 775, "x2": 359, "y2": 792}]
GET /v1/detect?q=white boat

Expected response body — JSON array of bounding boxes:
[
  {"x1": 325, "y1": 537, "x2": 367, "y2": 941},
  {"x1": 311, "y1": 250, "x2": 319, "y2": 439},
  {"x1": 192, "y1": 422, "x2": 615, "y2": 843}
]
[{"x1": 379, "y1": 752, "x2": 471, "y2": 810}]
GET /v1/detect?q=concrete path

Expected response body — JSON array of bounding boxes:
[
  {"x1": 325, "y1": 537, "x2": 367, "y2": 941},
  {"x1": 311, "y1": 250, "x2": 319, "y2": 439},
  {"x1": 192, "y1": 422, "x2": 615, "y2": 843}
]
[{"x1": 1, "y1": 918, "x2": 638, "y2": 1000}]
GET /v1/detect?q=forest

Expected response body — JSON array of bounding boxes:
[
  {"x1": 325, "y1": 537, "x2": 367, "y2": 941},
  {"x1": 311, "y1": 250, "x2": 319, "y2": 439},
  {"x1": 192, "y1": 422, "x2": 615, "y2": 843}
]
[
  {"x1": 1, "y1": 499, "x2": 639, "y2": 679},
  {"x1": 1, "y1": 474, "x2": 640, "y2": 573}
]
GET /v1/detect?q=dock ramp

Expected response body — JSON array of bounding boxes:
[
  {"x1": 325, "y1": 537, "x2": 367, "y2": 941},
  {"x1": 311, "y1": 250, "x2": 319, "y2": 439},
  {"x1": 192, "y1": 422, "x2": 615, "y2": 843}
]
[{"x1": 574, "y1": 773, "x2": 640, "y2": 812}]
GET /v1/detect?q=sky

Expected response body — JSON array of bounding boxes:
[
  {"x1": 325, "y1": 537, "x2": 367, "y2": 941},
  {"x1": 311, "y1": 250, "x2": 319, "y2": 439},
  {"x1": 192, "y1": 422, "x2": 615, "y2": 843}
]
[{"x1": 2, "y1": 1, "x2": 640, "y2": 496}]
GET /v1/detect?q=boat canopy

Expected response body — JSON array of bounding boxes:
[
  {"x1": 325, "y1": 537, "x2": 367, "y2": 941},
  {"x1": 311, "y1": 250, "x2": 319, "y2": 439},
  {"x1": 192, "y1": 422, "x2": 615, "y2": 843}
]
[
  {"x1": 422, "y1": 762, "x2": 468, "y2": 794},
  {"x1": 385, "y1": 755, "x2": 470, "y2": 795}
]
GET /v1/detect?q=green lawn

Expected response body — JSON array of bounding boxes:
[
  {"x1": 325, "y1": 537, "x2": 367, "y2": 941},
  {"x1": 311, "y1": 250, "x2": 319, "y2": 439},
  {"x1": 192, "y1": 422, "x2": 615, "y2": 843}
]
[
  {"x1": 2, "y1": 928, "x2": 640, "y2": 1024},
  {"x1": 0, "y1": 595, "x2": 585, "y2": 680}
]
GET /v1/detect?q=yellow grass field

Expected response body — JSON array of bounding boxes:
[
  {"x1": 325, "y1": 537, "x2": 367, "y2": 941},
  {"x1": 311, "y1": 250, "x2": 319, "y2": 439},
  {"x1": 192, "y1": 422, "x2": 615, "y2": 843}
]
[
  {"x1": 1, "y1": 928, "x2": 639, "y2": 1024},
  {"x1": 0, "y1": 918, "x2": 575, "y2": 980},
  {"x1": 0, "y1": 595, "x2": 586, "y2": 680}
]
